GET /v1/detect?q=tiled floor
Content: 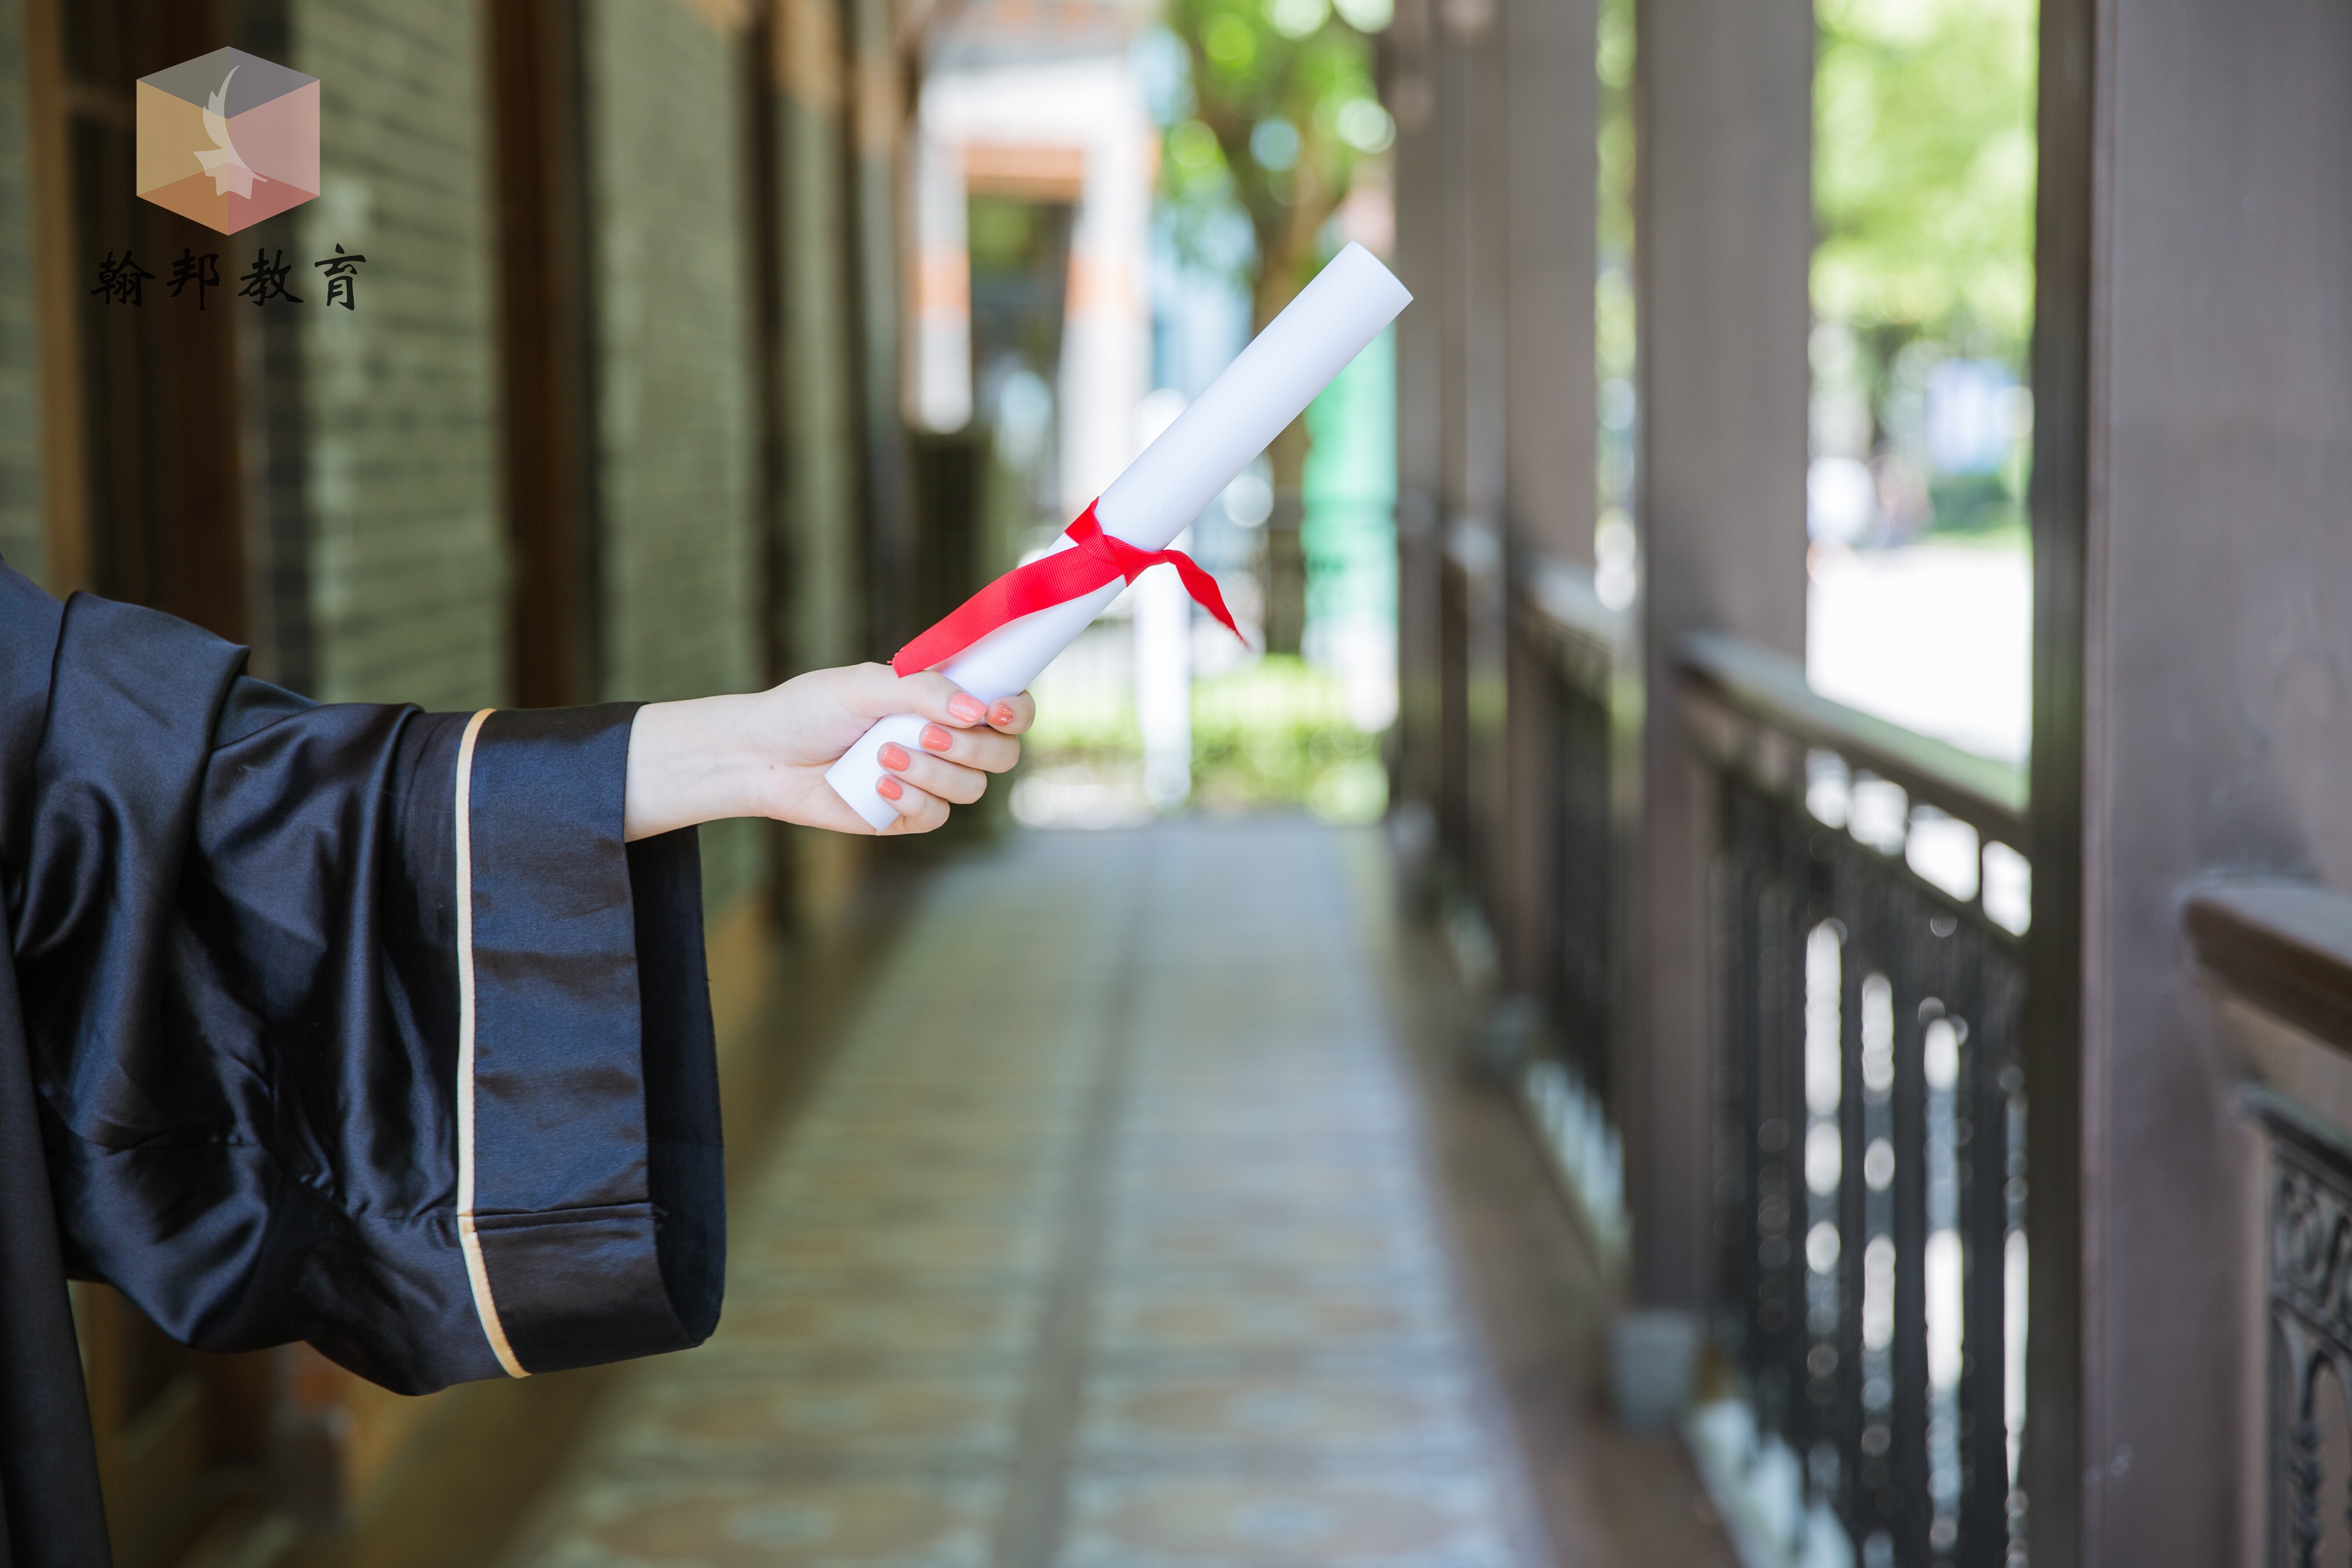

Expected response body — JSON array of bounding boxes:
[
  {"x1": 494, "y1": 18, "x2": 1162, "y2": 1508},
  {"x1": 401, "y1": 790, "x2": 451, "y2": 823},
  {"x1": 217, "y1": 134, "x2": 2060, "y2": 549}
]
[{"x1": 504, "y1": 821, "x2": 1546, "y2": 1568}]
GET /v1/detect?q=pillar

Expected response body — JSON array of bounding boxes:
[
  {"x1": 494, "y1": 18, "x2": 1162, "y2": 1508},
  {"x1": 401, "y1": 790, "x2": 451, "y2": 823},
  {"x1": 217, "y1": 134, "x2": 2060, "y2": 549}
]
[
  {"x1": 1389, "y1": 0, "x2": 1445, "y2": 829},
  {"x1": 2027, "y1": 0, "x2": 2352, "y2": 1560},
  {"x1": 1494, "y1": 0, "x2": 1598, "y2": 996},
  {"x1": 1627, "y1": 0, "x2": 1811, "y2": 1312}
]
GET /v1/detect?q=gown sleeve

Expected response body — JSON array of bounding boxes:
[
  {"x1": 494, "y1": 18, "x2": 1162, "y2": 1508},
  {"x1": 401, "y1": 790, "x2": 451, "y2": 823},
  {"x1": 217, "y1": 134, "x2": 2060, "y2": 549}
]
[{"x1": 1, "y1": 567, "x2": 723, "y2": 1394}]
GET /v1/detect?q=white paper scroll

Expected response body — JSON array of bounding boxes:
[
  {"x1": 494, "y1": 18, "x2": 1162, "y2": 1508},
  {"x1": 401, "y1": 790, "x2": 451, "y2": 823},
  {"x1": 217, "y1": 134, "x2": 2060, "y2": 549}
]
[{"x1": 825, "y1": 242, "x2": 1413, "y2": 830}]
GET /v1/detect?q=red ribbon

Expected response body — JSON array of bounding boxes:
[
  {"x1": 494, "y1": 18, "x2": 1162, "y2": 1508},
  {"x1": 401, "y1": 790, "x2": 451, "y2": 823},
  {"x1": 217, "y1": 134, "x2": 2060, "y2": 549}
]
[{"x1": 891, "y1": 499, "x2": 1245, "y2": 678}]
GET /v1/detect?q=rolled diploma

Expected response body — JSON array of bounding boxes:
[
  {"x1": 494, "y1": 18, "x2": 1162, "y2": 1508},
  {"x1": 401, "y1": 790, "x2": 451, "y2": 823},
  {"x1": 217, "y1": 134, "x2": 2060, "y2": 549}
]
[{"x1": 826, "y1": 241, "x2": 1413, "y2": 829}]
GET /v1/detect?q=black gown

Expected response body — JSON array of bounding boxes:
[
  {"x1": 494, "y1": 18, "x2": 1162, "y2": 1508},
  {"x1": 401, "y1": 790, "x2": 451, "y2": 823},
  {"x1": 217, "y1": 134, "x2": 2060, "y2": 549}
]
[{"x1": 0, "y1": 563, "x2": 724, "y2": 1566}]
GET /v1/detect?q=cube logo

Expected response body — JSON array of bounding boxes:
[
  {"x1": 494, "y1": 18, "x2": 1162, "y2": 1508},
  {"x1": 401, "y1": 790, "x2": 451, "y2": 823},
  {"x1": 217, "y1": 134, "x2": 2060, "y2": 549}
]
[{"x1": 137, "y1": 48, "x2": 319, "y2": 234}]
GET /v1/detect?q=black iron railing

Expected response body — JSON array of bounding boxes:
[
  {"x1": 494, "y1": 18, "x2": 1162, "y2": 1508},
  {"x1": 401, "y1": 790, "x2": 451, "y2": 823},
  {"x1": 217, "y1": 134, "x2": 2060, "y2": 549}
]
[
  {"x1": 1509, "y1": 561, "x2": 1629, "y2": 1243},
  {"x1": 1522, "y1": 561, "x2": 1624, "y2": 1101},
  {"x1": 1682, "y1": 633, "x2": 2030, "y2": 1568},
  {"x1": 2185, "y1": 882, "x2": 2352, "y2": 1568}
]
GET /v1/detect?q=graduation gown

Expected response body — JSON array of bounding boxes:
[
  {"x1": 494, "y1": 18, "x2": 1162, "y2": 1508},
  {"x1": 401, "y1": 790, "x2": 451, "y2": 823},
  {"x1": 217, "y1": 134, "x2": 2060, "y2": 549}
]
[{"x1": 0, "y1": 563, "x2": 724, "y2": 1566}]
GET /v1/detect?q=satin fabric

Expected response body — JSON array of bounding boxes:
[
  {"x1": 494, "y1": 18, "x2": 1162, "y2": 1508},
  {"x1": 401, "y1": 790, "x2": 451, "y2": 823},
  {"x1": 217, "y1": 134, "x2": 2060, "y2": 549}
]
[{"x1": 0, "y1": 562, "x2": 724, "y2": 1567}]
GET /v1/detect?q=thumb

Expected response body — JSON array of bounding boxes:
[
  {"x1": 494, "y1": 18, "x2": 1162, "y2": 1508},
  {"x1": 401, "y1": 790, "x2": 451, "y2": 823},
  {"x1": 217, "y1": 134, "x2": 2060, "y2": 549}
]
[{"x1": 835, "y1": 664, "x2": 990, "y2": 728}]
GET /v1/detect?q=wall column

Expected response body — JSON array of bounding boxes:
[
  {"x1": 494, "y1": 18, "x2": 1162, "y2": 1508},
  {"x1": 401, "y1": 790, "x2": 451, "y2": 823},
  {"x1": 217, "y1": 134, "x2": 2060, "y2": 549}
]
[
  {"x1": 2028, "y1": 0, "x2": 2352, "y2": 1561},
  {"x1": 1494, "y1": 0, "x2": 1598, "y2": 995},
  {"x1": 1500, "y1": 0, "x2": 1595, "y2": 570},
  {"x1": 1389, "y1": 0, "x2": 1444, "y2": 832},
  {"x1": 1627, "y1": 0, "x2": 1811, "y2": 1311},
  {"x1": 1433, "y1": 0, "x2": 1508, "y2": 911}
]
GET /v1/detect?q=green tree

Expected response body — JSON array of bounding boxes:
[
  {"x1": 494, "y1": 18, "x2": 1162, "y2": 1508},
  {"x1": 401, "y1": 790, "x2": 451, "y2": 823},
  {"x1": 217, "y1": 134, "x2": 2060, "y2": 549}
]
[
  {"x1": 1815, "y1": 0, "x2": 2037, "y2": 446},
  {"x1": 1161, "y1": 0, "x2": 1389, "y2": 332},
  {"x1": 1158, "y1": 0, "x2": 1391, "y2": 648}
]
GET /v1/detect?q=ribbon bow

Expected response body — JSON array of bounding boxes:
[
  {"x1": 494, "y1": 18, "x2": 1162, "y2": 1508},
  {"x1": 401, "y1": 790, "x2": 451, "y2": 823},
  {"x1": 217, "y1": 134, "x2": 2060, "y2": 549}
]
[{"x1": 891, "y1": 499, "x2": 1245, "y2": 678}]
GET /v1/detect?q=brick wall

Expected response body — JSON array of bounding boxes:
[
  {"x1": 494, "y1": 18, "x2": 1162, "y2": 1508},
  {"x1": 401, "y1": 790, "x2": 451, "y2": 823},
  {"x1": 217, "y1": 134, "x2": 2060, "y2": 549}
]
[
  {"x1": 289, "y1": 0, "x2": 507, "y2": 710},
  {"x1": 3, "y1": 0, "x2": 781, "y2": 908},
  {"x1": 0, "y1": 0, "x2": 40, "y2": 581},
  {"x1": 584, "y1": 0, "x2": 765, "y2": 909}
]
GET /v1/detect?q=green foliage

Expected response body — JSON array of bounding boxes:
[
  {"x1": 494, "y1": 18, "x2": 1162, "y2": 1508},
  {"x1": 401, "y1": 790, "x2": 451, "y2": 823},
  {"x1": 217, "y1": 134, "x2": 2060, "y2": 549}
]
[
  {"x1": 1160, "y1": 0, "x2": 1388, "y2": 319},
  {"x1": 1925, "y1": 471, "x2": 2015, "y2": 533},
  {"x1": 1595, "y1": 0, "x2": 1636, "y2": 265},
  {"x1": 1026, "y1": 664, "x2": 1141, "y2": 755},
  {"x1": 1594, "y1": 0, "x2": 1638, "y2": 533},
  {"x1": 1814, "y1": 0, "x2": 2038, "y2": 363},
  {"x1": 1191, "y1": 656, "x2": 1385, "y2": 818},
  {"x1": 1024, "y1": 654, "x2": 1385, "y2": 822}
]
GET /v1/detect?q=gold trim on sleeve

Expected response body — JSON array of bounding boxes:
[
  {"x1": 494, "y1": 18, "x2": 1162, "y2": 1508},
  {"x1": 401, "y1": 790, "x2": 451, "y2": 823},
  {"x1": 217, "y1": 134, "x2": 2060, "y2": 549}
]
[{"x1": 453, "y1": 708, "x2": 528, "y2": 1380}]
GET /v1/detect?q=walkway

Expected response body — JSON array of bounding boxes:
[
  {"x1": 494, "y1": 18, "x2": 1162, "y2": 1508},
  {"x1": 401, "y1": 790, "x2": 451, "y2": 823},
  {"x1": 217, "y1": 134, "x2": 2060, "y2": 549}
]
[{"x1": 501, "y1": 820, "x2": 1729, "y2": 1568}]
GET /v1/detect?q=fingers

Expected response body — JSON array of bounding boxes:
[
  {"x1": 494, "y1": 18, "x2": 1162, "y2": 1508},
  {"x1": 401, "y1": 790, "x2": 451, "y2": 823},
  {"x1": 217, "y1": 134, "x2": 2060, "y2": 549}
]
[
  {"x1": 873, "y1": 771, "x2": 951, "y2": 833},
  {"x1": 838, "y1": 666, "x2": 1035, "y2": 743},
  {"x1": 984, "y1": 692, "x2": 1036, "y2": 736},
  {"x1": 826, "y1": 668, "x2": 1028, "y2": 839},
  {"x1": 913, "y1": 721, "x2": 1019, "y2": 774},
  {"x1": 877, "y1": 741, "x2": 991, "y2": 805}
]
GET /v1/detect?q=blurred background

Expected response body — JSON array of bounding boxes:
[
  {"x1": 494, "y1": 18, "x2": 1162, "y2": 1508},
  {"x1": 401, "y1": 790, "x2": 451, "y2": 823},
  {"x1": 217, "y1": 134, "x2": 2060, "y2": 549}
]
[
  {"x1": 0, "y1": 0, "x2": 2035, "y2": 862},
  {"x1": 2, "y1": 0, "x2": 2191, "y2": 1562}
]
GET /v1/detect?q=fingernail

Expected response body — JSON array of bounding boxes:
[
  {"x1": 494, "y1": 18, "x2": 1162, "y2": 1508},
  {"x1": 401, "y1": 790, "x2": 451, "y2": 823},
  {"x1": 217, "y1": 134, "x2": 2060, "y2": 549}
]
[
  {"x1": 948, "y1": 693, "x2": 986, "y2": 724},
  {"x1": 921, "y1": 724, "x2": 952, "y2": 752},
  {"x1": 990, "y1": 703, "x2": 1015, "y2": 728},
  {"x1": 879, "y1": 743, "x2": 910, "y2": 771},
  {"x1": 876, "y1": 776, "x2": 903, "y2": 801}
]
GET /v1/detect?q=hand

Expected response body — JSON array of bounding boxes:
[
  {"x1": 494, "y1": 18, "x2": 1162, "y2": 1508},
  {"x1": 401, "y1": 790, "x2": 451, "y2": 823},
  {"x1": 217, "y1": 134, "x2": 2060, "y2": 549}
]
[{"x1": 623, "y1": 665, "x2": 1035, "y2": 840}]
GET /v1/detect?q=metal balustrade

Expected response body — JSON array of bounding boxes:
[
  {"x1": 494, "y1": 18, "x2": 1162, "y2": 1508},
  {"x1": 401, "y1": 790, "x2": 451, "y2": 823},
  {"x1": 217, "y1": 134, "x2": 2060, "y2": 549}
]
[
  {"x1": 1451, "y1": 576, "x2": 2045, "y2": 1565},
  {"x1": 1524, "y1": 562, "x2": 1621, "y2": 1100},
  {"x1": 1507, "y1": 561, "x2": 1630, "y2": 1250},
  {"x1": 1682, "y1": 634, "x2": 2031, "y2": 1568}
]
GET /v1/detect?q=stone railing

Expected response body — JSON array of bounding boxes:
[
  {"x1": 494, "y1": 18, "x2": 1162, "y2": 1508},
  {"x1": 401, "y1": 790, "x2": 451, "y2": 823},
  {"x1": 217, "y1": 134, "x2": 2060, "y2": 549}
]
[{"x1": 2186, "y1": 881, "x2": 2352, "y2": 1568}]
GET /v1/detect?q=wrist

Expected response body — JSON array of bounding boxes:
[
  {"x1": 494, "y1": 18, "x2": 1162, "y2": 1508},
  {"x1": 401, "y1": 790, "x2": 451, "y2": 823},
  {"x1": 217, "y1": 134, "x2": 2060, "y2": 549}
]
[{"x1": 624, "y1": 694, "x2": 768, "y2": 841}]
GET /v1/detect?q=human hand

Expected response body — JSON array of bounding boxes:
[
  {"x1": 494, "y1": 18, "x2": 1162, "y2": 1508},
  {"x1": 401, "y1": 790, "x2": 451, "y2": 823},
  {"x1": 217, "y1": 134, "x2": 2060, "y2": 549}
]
[{"x1": 624, "y1": 665, "x2": 1035, "y2": 840}]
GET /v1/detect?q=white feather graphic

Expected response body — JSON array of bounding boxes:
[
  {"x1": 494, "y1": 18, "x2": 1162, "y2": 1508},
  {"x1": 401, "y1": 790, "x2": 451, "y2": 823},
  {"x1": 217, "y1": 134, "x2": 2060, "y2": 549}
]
[{"x1": 195, "y1": 65, "x2": 267, "y2": 198}]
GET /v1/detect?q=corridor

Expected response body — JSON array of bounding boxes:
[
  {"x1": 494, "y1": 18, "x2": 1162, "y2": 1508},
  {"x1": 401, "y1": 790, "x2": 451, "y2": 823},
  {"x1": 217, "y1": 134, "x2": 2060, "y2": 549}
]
[{"x1": 500, "y1": 820, "x2": 1726, "y2": 1568}]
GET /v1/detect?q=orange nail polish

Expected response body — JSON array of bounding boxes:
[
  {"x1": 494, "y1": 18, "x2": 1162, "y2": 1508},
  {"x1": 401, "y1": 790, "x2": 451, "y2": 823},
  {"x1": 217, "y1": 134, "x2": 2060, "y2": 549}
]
[
  {"x1": 990, "y1": 703, "x2": 1015, "y2": 728},
  {"x1": 921, "y1": 724, "x2": 952, "y2": 752},
  {"x1": 948, "y1": 693, "x2": 985, "y2": 723},
  {"x1": 879, "y1": 743, "x2": 910, "y2": 771},
  {"x1": 876, "y1": 776, "x2": 903, "y2": 801}
]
